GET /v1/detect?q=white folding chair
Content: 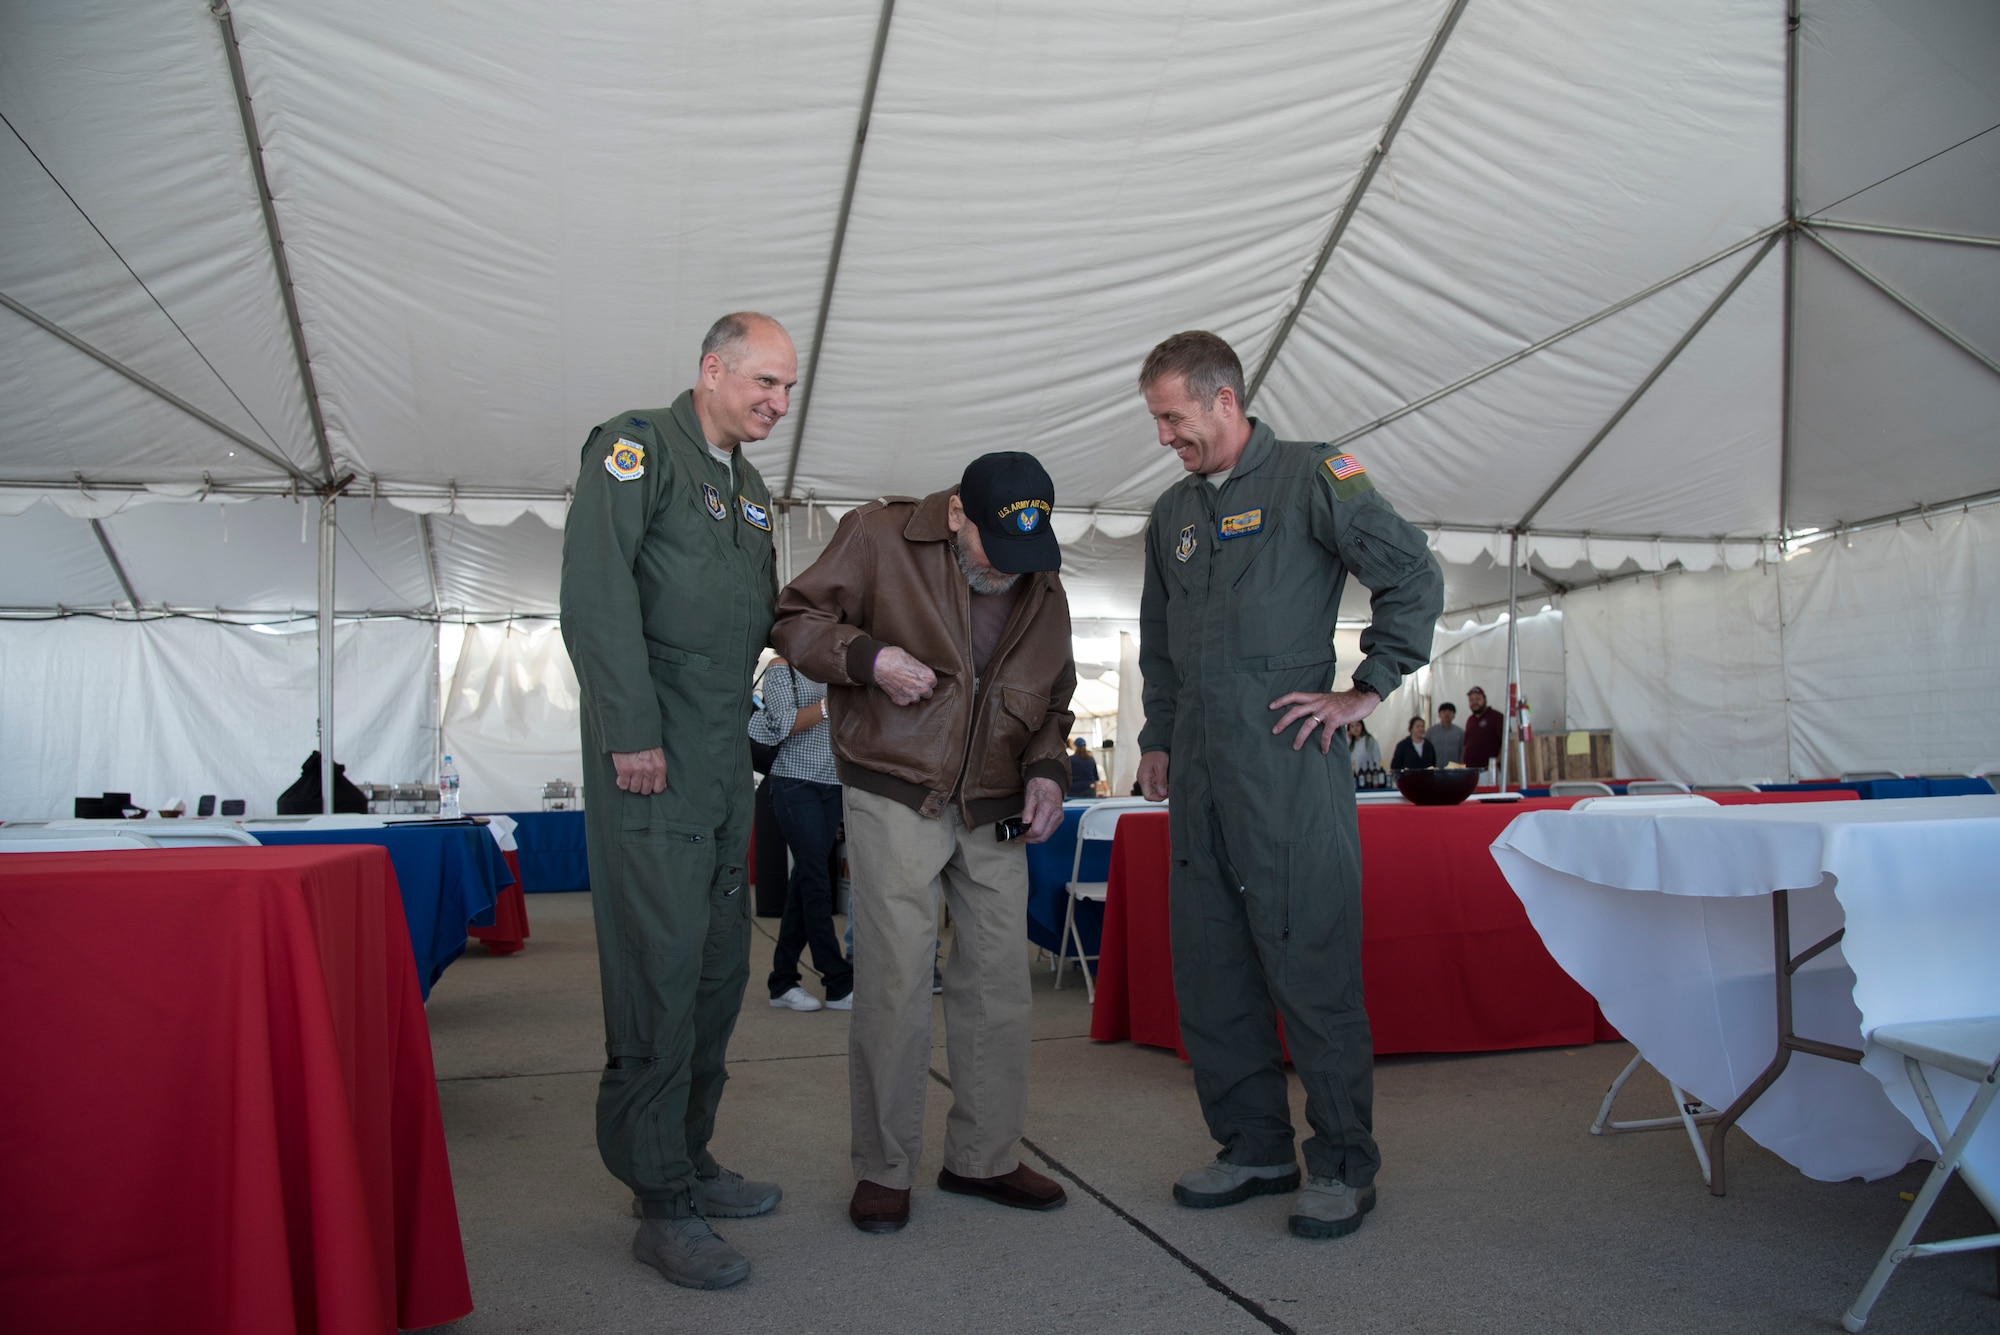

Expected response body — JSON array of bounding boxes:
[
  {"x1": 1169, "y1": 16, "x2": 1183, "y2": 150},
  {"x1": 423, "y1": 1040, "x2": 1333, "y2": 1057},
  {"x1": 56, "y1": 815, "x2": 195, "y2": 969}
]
[
  {"x1": 1054, "y1": 798, "x2": 1156, "y2": 1001},
  {"x1": 1843, "y1": 1016, "x2": 2000, "y2": 1332},
  {"x1": 1694, "y1": 782, "x2": 1762, "y2": 793},
  {"x1": 1840, "y1": 770, "x2": 1903, "y2": 782},
  {"x1": 0, "y1": 829, "x2": 163, "y2": 852},
  {"x1": 1549, "y1": 780, "x2": 1615, "y2": 797},
  {"x1": 141, "y1": 823, "x2": 262, "y2": 847},
  {"x1": 1625, "y1": 780, "x2": 1691, "y2": 795}
]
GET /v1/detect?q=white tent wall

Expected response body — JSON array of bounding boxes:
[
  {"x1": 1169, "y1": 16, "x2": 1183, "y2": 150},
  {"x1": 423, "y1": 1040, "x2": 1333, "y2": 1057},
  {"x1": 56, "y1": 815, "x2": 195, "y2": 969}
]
[
  {"x1": 439, "y1": 619, "x2": 584, "y2": 814},
  {"x1": 1561, "y1": 504, "x2": 2000, "y2": 784},
  {"x1": 0, "y1": 616, "x2": 433, "y2": 820}
]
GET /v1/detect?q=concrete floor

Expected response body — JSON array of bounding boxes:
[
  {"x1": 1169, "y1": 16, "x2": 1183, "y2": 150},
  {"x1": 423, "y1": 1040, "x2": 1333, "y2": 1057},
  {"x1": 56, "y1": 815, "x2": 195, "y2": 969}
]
[{"x1": 421, "y1": 893, "x2": 1996, "y2": 1334}]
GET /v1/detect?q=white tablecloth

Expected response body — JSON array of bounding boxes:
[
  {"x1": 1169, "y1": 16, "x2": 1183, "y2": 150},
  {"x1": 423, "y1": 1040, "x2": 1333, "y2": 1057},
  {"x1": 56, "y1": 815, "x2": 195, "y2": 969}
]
[{"x1": 1491, "y1": 796, "x2": 2000, "y2": 1199}]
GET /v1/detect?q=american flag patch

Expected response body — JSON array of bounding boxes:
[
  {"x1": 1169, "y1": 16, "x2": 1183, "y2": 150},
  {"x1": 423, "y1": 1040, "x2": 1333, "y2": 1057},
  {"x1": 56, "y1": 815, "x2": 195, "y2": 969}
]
[{"x1": 1325, "y1": 454, "x2": 1365, "y2": 480}]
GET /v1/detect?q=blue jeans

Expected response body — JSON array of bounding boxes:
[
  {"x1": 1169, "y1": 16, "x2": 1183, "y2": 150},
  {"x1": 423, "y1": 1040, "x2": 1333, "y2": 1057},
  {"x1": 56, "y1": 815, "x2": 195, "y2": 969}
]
[{"x1": 765, "y1": 777, "x2": 853, "y2": 1001}]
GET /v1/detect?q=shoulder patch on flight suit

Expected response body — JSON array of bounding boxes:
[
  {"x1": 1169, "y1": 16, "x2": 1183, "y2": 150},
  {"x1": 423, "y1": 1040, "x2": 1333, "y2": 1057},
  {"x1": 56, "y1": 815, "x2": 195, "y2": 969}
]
[
  {"x1": 702, "y1": 482, "x2": 727, "y2": 520},
  {"x1": 738, "y1": 495, "x2": 771, "y2": 530},
  {"x1": 1174, "y1": 524, "x2": 1198, "y2": 562},
  {"x1": 605, "y1": 438, "x2": 645, "y2": 482},
  {"x1": 1218, "y1": 508, "x2": 1263, "y2": 540},
  {"x1": 1320, "y1": 452, "x2": 1374, "y2": 501}
]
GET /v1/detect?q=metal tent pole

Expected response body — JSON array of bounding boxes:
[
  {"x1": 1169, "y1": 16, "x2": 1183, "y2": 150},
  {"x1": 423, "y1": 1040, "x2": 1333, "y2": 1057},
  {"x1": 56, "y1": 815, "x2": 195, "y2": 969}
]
[
  {"x1": 317, "y1": 496, "x2": 336, "y2": 812},
  {"x1": 1501, "y1": 530, "x2": 1519, "y2": 792}
]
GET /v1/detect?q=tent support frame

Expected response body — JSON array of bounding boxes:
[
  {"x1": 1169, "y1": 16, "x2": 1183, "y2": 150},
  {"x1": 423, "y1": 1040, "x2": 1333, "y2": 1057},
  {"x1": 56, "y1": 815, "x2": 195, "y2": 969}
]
[
  {"x1": 1517, "y1": 233, "x2": 1780, "y2": 530},
  {"x1": 1806, "y1": 219, "x2": 2000, "y2": 250},
  {"x1": 317, "y1": 495, "x2": 336, "y2": 813},
  {"x1": 0, "y1": 291, "x2": 313, "y2": 485},
  {"x1": 783, "y1": 0, "x2": 899, "y2": 499},
  {"x1": 1800, "y1": 228, "x2": 2000, "y2": 382},
  {"x1": 1321, "y1": 223, "x2": 1785, "y2": 453},
  {"x1": 1245, "y1": 0, "x2": 1472, "y2": 406},
  {"x1": 88, "y1": 520, "x2": 142, "y2": 610},
  {"x1": 417, "y1": 514, "x2": 442, "y2": 615},
  {"x1": 211, "y1": 0, "x2": 337, "y2": 486}
]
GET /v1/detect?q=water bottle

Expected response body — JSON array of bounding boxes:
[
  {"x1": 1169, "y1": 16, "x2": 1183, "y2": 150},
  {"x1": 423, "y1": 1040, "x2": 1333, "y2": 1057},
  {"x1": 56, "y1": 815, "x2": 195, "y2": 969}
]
[{"x1": 439, "y1": 755, "x2": 461, "y2": 819}]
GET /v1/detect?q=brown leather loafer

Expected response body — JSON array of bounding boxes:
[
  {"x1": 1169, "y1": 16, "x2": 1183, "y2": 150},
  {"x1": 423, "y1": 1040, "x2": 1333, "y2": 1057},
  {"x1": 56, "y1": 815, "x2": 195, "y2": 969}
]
[
  {"x1": 849, "y1": 1179, "x2": 910, "y2": 1232},
  {"x1": 936, "y1": 1163, "x2": 1067, "y2": 1211}
]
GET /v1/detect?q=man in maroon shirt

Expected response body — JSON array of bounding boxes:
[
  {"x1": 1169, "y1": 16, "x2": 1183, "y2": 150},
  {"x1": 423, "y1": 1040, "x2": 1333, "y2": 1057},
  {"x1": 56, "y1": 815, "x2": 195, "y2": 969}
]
[{"x1": 1460, "y1": 685, "x2": 1506, "y2": 773}]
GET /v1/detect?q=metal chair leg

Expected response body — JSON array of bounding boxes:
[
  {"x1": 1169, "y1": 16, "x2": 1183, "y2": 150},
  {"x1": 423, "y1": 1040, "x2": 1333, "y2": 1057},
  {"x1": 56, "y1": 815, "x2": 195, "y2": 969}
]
[
  {"x1": 1593, "y1": 1052, "x2": 1718, "y2": 1185},
  {"x1": 1054, "y1": 893, "x2": 1077, "y2": 990},
  {"x1": 1842, "y1": 1057, "x2": 2000, "y2": 1332}
]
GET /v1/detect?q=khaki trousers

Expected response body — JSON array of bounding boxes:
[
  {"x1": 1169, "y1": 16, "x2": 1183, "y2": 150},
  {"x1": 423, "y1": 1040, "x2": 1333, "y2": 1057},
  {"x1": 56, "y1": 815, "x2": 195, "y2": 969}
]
[{"x1": 842, "y1": 786, "x2": 1033, "y2": 1189}]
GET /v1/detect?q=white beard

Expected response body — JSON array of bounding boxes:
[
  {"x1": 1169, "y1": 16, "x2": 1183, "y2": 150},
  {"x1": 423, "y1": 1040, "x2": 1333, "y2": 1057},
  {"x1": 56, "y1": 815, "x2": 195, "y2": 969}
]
[{"x1": 954, "y1": 539, "x2": 1021, "y2": 595}]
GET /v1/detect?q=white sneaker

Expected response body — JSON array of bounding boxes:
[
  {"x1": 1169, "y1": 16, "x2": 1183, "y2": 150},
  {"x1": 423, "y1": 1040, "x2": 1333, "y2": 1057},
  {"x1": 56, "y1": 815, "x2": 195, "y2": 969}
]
[
  {"x1": 769, "y1": 986, "x2": 822, "y2": 1012},
  {"x1": 824, "y1": 993, "x2": 853, "y2": 1011}
]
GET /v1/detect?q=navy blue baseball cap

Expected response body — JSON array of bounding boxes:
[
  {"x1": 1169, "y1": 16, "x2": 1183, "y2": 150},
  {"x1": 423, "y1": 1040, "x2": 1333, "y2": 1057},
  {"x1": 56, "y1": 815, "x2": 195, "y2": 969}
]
[{"x1": 961, "y1": 451, "x2": 1061, "y2": 574}]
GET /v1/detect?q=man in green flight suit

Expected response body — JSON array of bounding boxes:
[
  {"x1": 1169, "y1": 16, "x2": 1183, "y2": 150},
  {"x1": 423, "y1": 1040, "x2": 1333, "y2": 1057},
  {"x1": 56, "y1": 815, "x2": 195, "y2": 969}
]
[
  {"x1": 559, "y1": 312, "x2": 793, "y2": 1290},
  {"x1": 1133, "y1": 331, "x2": 1444, "y2": 1240}
]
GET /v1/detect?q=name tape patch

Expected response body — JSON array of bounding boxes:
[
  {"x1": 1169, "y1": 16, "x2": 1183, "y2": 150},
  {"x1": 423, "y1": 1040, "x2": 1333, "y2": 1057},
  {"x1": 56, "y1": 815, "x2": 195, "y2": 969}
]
[
  {"x1": 1218, "y1": 508, "x2": 1264, "y2": 540},
  {"x1": 739, "y1": 495, "x2": 771, "y2": 530}
]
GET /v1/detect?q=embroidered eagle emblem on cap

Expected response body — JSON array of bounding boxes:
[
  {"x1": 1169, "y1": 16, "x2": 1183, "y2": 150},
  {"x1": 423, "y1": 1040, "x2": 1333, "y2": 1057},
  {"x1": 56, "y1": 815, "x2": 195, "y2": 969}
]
[
  {"x1": 997, "y1": 497, "x2": 1051, "y2": 534},
  {"x1": 605, "y1": 439, "x2": 645, "y2": 482}
]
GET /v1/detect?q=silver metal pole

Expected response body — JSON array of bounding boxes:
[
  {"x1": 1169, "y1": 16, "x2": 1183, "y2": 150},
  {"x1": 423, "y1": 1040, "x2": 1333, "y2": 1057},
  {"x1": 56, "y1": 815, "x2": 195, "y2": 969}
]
[
  {"x1": 780, "y1": 502, "x2": 794, "y2": 585},
  {"x1": 317, "y1": 496, "x2": 336, "y2": 812},
  {"x1": 1501, "y1": 530, "x2": 1519, "y2": 792}
]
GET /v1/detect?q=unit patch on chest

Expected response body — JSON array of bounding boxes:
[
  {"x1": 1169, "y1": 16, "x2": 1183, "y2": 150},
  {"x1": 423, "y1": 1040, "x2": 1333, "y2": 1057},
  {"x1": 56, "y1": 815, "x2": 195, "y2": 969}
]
[
  {"x1": 604, "y1": 438, "x2": 645, "y2": 482},
  {"x1": 1174, "y1": 524, "x2": 1199, "y2": 563},
  {"x1": 1320, "y1": 452, "x2": 1374, "y2": 501},
  {"x1": 702, "y1": 482, "x2": 727, "y2": 520},
  {"x1": 1218, "y1": 508, "x2": 1264, "y2": 541},
  {"x1": 739, "y1": 495, "x2": 771, "y2": 530}
]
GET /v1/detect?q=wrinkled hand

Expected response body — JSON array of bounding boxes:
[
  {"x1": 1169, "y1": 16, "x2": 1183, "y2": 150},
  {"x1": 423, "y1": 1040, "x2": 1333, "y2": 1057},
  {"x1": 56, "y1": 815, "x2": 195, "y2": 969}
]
[
  {"x1": 872, "y1": 645, "x2": 937, "y2": 706},
  {"x1": 1020, "y1": 777, "x2": 1064, "y2": 844},
  {"x1": 1137, "y1": 750, "x2": 1170, "y2": 802},
  {"x1": 1269, "y1": 687, "x2": 1380, "y2": 753},
  {"x1": 612, "y1": 747, "x2": 667, "y2": 794}
]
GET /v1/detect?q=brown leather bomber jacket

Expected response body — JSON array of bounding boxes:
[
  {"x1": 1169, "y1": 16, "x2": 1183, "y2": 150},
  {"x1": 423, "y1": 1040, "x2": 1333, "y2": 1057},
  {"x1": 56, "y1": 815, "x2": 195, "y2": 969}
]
[{"x1": 769, "y1": 488, "x2": 1076, "y2": 826}]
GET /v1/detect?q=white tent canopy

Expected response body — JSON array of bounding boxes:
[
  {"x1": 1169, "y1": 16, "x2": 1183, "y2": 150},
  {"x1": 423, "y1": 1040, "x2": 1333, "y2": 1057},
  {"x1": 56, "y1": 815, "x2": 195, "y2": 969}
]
[{"x1": 3, "y1": 0, "x2": 1996, "y2": 813}]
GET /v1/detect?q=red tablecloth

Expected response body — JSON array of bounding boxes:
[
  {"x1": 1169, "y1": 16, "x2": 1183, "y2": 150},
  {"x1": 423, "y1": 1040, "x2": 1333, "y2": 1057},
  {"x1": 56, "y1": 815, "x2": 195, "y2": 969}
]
[
  {"x1": 0, "y1": 846, "x2": 473, "y2": 1335},
  {"x1": 1090, "y1": 790, "x2": 1858, "y2": 1057},
  {"x1": 469, "y1": 848, "x2": 532, "y2": 955}
]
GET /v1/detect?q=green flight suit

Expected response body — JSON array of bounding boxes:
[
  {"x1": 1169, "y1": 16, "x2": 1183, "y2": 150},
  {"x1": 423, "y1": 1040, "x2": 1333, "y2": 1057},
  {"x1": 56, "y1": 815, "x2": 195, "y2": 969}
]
[
  {"x1": 1138, "y1": 420, "x2": 1443, "y2": 1187},
  {"x1": 559, "y1": 390, "x2": 778, "y2": 1218}
]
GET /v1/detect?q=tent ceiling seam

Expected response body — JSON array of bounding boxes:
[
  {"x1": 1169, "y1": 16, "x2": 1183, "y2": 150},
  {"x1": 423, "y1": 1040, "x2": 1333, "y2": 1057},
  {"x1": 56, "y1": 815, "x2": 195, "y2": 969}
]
[
  {"x1": 210, "y1": 0, "x2": 336, "y2": 486},
  {"x1": 1320, "y1": 222, "x2": 1786, "y2": 454},
  {"x1": 1, "y1": 110, "x2": 290, "y2": 459},
  {"x1": 1801, "y1": 227, "x2": 2000, "y2": 382},
  {"x1": 782, "y1": 0, "x2": 898, "y2": 499},
  {"x1": 0, "y1": 291, "x2": 315, "y2": 485},
  {"x1": 1803, "y1": 121, "x2": 1997, "y2": 219},
  {"x1": 1245, "y1": 0, "x2": 1472, "y2": 407},
  {"x1": 87, "y1": 519, "x2": 142, "y2": 609},
  {"x1": 1516, "y1": 231, "x2": 1781, "y2": 531}
]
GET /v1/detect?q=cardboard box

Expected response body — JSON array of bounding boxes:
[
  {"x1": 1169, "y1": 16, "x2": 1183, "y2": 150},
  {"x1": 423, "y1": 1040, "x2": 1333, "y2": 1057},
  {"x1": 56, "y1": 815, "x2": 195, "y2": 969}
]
[{"x1": 1527, "y1": 730, "x2": 1616, "y2": 785}]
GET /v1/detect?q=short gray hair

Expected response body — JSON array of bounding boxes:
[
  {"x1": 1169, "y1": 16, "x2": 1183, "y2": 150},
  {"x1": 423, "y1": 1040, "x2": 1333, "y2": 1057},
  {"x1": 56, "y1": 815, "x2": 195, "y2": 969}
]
[
  {"x1": 700, "y1": 311, "x2": 779, "y2": 369},
  {"x1": 1139, "y1": 330, "x2": 1246, "y2": 410}
]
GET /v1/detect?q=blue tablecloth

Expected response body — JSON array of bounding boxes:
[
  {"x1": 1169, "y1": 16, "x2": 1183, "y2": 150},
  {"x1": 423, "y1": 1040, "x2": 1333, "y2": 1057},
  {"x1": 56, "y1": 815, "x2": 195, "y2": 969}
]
[
  {"x1": 252, "y1": 824, "x2": 513, "y2": 1000},
  {"x1": 494, "y1": 811, "x2": 592, "y2": 893},
  {"x1": 1023, "y1": 801, "x2": 1109, "y2": 957},
  {"x1": 1757, "y1": 777, "x2": 1994, "y2": 800}
]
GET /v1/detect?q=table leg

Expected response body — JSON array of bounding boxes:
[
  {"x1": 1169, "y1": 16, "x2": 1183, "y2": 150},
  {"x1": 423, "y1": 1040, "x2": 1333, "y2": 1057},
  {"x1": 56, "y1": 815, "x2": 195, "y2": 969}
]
[{"x1": 1707, "y1": 887, "x2": 1866, "y2": 1196}]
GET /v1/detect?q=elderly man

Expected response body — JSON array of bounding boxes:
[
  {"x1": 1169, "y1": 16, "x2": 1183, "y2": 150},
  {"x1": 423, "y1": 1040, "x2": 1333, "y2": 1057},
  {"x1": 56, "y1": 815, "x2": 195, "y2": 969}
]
[
  {"x1": 772, "y1": 452, "x2": 1077, "y2": 1234},
  {"x1": 1134, "y1": 331, "x2": 1443, "y2": 1240},
  {"x1": 559, "y1": 312, "x2": 793, "y2": 1290}
]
